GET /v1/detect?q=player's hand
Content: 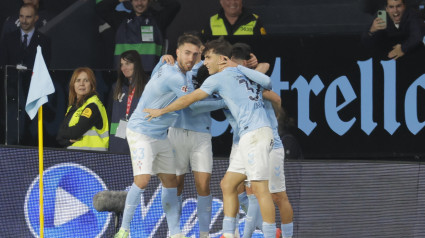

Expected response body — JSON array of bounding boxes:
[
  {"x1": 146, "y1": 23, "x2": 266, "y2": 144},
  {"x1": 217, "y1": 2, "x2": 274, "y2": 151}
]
[
  {"x1": 370, "y1": 17, "x2": 386, "y2": 33},
  {"x1": 70, "y1": 139, "x2": 78, "y2": 143},
  {"x1": 388, "y1": 44, "x2": 404, "y2": 60},
  {"x1": 161, "y1": 55, "x2": 175, "y2": 65},
  {"x1": 220, "y1": 56, "x2": 238, "y2": 67},
  {"x1": 246, "y1": 53, "x2": 259, "y2": 69},
  {"x1": 143, "y1": 108, "x2": 163, "y2": 121}
]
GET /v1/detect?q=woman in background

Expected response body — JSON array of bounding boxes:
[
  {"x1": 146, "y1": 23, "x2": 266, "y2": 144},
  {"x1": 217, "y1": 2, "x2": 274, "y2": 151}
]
[
  {"x1": 108, "y1": 50, "x2": 148, "y2": 153},
  {"x1": 57, "y1": 67, "x2": 109, "y2": 151}
]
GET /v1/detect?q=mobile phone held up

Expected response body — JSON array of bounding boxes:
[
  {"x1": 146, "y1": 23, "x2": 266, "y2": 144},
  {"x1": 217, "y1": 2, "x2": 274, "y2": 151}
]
[{"x1": 377, "y1": 10, "x2": 387, "y2": 25}]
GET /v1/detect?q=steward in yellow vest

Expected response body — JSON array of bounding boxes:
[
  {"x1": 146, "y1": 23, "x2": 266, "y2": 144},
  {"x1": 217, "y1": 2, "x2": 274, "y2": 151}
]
[
  {"x1": 57, "y1": 94, "x2": 109, "y2": 151},
  {"x1": 202, "y1": 7, "x2": 266, "y2": 39}
]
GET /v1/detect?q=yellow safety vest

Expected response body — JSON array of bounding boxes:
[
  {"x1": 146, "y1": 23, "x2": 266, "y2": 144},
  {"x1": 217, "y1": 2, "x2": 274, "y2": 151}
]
[
  {"x1": 210, "y1": 13, "x2": 258, "y2": 36},
  {"x1": 67, "y1": 95, "x2": 109, "y2": 151}
]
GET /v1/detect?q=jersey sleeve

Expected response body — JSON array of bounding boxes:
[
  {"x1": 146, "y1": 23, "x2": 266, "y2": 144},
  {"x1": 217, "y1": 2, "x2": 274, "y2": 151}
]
[
  {"x1": 237, "y1": 65, "x2": 272, "y2": 89},
  {"x1": 199, "y1": 75, "x2": 219, "y2": 95},
  {"x1": 151, "y1": 56, "x2": 167, "y2": 76},
  {"x1": 189, "y1": 98, "x2": 226, "y2": 114}
]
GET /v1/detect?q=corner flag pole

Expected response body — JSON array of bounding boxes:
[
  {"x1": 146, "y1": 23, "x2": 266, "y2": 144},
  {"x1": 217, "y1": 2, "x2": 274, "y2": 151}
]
[
  {"x1": 38, "y1": 106, "x2": 44, "y2": 238},
  {"x1": 24, "y1": 46, "x2": 55, "y2": 238}
]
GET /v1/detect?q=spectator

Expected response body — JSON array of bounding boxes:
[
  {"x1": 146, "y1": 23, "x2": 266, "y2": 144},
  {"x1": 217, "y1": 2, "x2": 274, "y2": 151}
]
[
  {"x1": 0, "y1": 0, "x2": 49, "y2": 40},
  {"x1": 202, "y1": 0, "x2": 266, "y2": 40},
  {"x1": 108, "y1": 50, "x2": 148, "y2": 154},
  {"x1": 56, "y1": 67, "x2": 109, "y2": 151},
  {"x1": 96, "y1": 0, "x2": 181, "y2": 72},
  {"x1": 361, "y1": 0, "x2": 425, "y2": 60},
  {"x1": 0, "y1": 3, "x2": 50, "y2": 69}
]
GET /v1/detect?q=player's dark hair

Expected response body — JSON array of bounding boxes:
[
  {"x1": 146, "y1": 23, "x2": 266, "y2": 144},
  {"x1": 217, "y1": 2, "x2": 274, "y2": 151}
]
[
  {"x1": 203, "y1": 37, "x2": 232, "y2": 58},
  {"x1": 231, "y1": 43, "x2": 251, "y2": 60}
]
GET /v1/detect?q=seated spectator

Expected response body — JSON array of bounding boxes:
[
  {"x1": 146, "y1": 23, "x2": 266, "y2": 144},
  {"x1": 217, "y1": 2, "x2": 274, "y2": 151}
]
[
  {"x1": 108, "y1": 50, "x2": 148, "y2": 154},
  {"x1": 96, "y1": 0, "x2": 180, "y2": 73},
  {"x1": 0, "y1": 0, "x2": 49, "y2": 40},
  {"x1": 57, "y1": 67, "x2": 109, "y2": 151},
  {"x1": 202, "y1": 0, "x2": 266, "y2": 40},
  {"x1": 0, "y1": 3, "x2": 50, "y2": 69},
  {"x1": 361, "y1": 0, "x2": 425, "y2": 60}
]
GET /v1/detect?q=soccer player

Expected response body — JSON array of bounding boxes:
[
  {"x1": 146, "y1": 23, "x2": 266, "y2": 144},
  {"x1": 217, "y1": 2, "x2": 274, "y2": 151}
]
[
  {"x1": 144, "y1": 38, "x2": 277, "y2": 238},
  {"x1": 231, "y1": 43, "x2": 294, "y2": 238},
  {"x1": 114, "y1": 34, "x2": 224, "y2": 238},
  {"x1": 153, "y1": 37, "x2": 216, "y2": 237}
]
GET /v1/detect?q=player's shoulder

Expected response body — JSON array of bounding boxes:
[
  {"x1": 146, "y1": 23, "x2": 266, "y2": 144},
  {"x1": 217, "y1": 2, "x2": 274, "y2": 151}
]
[
  {"x1": 162, "y1": 64, "x2": 182, "y2": 76},
  {"x1": 156, "y1": 64, "x2": 180, "y2": 79}
]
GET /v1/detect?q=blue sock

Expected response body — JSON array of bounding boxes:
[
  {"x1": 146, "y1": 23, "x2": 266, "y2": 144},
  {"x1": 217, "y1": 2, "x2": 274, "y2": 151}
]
[
  {"x1": 178, "y1": 194, "x2": 183, "y2": 216},
  {"x1": 238, "y1": 192, "x2": 249, "y2": 213},
  {"x1": 222, "y1": 216, "x2": 236, "y2": 235},
  {"x1": 161, "y1": 187, "x2": 181, "y2": 236},
  {"x1": 282, "y1": 222, "x2": 293, "y2": 238},
  {"x1": 197, "y1": 194, "x2": 212, "y2": 232},
  {"x1": 262, "y1": 222, "x2": 276, "y2": 238},
  {"x1": 121, "y1": 183, "x2": 144, "y2": 231},
  {"x1": 235, "y1": 213, "x2": 240, "y2": 236},
  {"x1": 242, "y1": 195, "x2": 261, "y2": 238}
]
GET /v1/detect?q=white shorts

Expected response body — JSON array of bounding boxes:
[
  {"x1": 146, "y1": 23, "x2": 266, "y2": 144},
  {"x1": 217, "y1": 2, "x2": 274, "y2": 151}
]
[
  {"x1": 126, "y1": 128, "x2": 176, "y2": 176},
  {"x1": 227, "y1": 143, "x2": 245, "y2": 175},
  {"x1": 168, "y1": 127, "x2": 213, "y2": 175},
  {"x1": 268, "y1": 147, "x2": 286, "y2": 193},
  {"x1": 238, "y1": 127, "x2": 273, "y2": 181}
]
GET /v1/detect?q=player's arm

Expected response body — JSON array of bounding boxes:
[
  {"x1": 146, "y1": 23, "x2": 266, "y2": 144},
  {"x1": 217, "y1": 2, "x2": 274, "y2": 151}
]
[
  {"x1": 237, "y1": 64, "x2": 272, "y2": 89},
  {"x1": 189, "y1": 97, "x2": 226, "y2": 114},
  {"x1": 255, "y1": 63, "x2": 270, "y2": 74},
  {"x1": 144, "y1": 89, "x2": 209, "y2": 120},
  {"x1": 222, "y1": 56, "x2": 272, "y2": 89},
  {"x1": 263, "y1": 89, "x2": 283, "y2": 119}
]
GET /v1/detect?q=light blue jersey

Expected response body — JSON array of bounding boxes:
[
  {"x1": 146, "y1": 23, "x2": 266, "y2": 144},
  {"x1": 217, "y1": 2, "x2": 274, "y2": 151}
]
[
  {"x1": 200, "y1": 65, "x2": 272, "y2": 137},
  {"x1": 171, "y1": 61, "x2": 213, "y2": 133},
  {"x1": 223, "y1": 109, "x2": 240, "y2": 145},
  {"x1": 129, "y1": 61, "x2": 225, "y2": 139},
  {"x1": 224, "y1": 101, "x2": 281, "y2": 148},
  {"x1": 128, "y1": 63, "x2": 187, "y2": 139},
  {"x1": 264, "y1": 100, "x2": 283, "y2": 149}
]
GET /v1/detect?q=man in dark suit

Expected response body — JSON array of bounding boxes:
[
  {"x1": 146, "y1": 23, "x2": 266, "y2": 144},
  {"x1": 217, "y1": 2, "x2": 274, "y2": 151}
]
[
  {"x1": 0, "y1": 0, "x2": 50, "y2": 41},
  {"x1": 0, "y1": 3, "x2": 50, "y2": 146},
  {"x1": 0, "y1": 3, "x2": 50, "y2": 69}
]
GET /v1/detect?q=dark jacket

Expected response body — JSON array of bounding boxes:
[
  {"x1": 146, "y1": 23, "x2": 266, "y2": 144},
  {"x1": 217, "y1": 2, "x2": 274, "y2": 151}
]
[
  {"x1": 361, "y1": 7, "x2": 425, "y2": 55},
  {"x1": 0, "y1": 28, "x2": 51, "y2": 68},
  {"x1": 107, "y1": 82, "x2": 140, "y2": 154},
  {"x1": 96, "y1": 0, "x2": 180, "y2": 71}
]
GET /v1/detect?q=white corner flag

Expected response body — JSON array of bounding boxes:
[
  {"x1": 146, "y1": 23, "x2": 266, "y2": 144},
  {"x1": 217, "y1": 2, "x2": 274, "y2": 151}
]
[{"x1": 25, "y1": 46, "x2": 55, "y2": 119}]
